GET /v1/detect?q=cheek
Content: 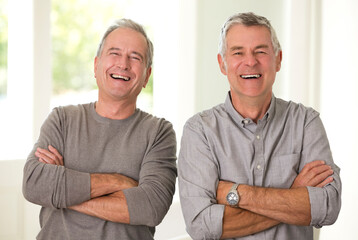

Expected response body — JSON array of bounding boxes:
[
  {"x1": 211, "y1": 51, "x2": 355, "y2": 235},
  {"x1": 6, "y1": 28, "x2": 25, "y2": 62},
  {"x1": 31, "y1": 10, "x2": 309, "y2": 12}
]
[
  {"x1": 227, "y1": 64, "x2": 241, "y2": 77},
  {"x1": 95, "y1": 61, "x2": 105, "y2": 76},
  {"x1": 226, "y1": 58, "x2": 242, "y2": 71},
  {"x1": 135, "y1": 66, "x2": 149, "y2": 80}
]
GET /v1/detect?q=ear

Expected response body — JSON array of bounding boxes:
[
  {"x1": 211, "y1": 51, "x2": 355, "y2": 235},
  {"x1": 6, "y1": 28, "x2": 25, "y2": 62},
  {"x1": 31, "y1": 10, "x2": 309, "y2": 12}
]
[
  {"x1": 217, "y1": 53, "x2": 227, "y2": 75},
  {"x1": 94, "y1": 56, "x2": 98, "y2": 78},
  {"x1": 143, "y1": 67, "x2": 152, "y2": 88},
  {"x1": 276, "y1": 51, "x2": 282, "y2": 72}
]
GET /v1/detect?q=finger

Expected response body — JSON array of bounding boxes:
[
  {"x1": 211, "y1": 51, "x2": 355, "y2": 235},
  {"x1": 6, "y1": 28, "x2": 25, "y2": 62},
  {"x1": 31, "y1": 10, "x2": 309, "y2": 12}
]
[
  {"x1": 39, "y1": 157, "x2": 54, "y2": 164},
  {"x1": 40, "y1": 146, "x2": 61, "y2": 165},
  {"x1": 37, "y1": 147, "x2": 56, "y2": 160},
  {"x1": 35, "y1": 151, "x2": 50, "y2": 162},
  {"x1": 48, "y1": 145, "x2": 64, "y2": 166},
  {"x1": 39, "y1": 158, "x2": 47, "y2": 164},
  {"x1": 36, "y1": 149, "x2": 58, "y2": 165},
  {"x1": 292, "y1": 162, "x2": 332, "y2": 188},
  {"x1": 306, "y1": 164, "x2": 331, "y2": 178},
  {"x1": 35, "y1": 150, "x2": 41, "y2": 158},
  {"x1": 38, "y1": 149, "x2": 58, "y2": 165},
  {"x1": 309, "y1": 168, "x2": 333, "y2": 186},
  {"x1": 301, "y1": 164, "x2": 332, "y2": 185},
  {"x1": 300, "y1": 160, "x2": 326, "y2": 174},
  {"x1": 316, "y1": 176, "x2": 334, "y2": 188}
]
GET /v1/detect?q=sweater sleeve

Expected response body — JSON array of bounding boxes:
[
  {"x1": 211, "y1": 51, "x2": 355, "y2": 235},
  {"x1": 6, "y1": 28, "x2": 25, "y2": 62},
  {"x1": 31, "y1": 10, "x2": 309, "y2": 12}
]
[
  {"x1": 123, "y1": 119, "x2": 177, "y2": 227},
  {"x1": 22, "y1": 108, "x2": 91, "y2": 209}
]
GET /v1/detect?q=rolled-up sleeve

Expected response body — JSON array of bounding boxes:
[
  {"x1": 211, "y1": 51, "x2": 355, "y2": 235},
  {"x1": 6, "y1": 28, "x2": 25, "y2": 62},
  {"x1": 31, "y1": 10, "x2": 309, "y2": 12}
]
[
  {"x1": 302, "y1": 111, "x2": 342, "y2": 227},
  {"x1": 178, "y1": 117, "x2": 224, "y2": 239},
  {"x1": 307, "y1": 180, "x2": 341, "y2": 227}
]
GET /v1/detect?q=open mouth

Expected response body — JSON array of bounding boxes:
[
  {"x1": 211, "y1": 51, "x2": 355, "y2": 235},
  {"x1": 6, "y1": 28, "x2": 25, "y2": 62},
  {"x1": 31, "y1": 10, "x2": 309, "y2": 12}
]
[
  {"x1": 110, "y1": 74, "x2": 130, "y2": 81},
  {"x1": 240, "y1": 74, "x2": 262, "y2": 79}
]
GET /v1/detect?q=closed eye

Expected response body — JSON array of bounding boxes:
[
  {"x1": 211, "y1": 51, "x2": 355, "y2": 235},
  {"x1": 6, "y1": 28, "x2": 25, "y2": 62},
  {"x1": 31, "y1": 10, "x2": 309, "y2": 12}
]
[
  {"x1": 130, "y1": 52, "x2": 144, "y2": 62},
  {"x1": 130, "y1": 56, "x2": 141, "y2": 61},
  {"x1": 254, "y1": 45, "x2": 269, "y2": 54},
  {"x1": 255, "y1": 51, "x2": 267, "y2": 54}
]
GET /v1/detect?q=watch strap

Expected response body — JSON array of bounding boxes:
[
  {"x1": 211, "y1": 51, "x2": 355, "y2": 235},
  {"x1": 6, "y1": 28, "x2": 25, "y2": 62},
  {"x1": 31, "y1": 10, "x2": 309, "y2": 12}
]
[{"x1": 230, "y1": 183, "x2": 239, "y2": 193}]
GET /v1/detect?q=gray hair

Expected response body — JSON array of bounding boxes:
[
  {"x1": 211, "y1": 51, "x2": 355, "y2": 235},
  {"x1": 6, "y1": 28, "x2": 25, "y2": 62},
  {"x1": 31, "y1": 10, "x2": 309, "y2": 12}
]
[
  {"x1": 218, "y1": 12, "x2": 281, "y2": 58},
  {"x1": 96, "y1": 19, "x2": 154, "y2": 68}
]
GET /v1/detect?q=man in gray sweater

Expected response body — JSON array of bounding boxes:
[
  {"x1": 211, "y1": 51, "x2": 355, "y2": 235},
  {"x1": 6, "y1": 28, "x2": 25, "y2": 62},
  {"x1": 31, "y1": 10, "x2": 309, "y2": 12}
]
[{"x1": 22, "y1": 19, "x2": 177, "y2": 240}]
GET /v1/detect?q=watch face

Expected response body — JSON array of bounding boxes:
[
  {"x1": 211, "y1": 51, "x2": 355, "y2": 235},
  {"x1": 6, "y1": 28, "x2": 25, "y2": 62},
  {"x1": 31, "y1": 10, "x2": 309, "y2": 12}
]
[{"x1": 226, "y1": 192, "x2": 238, "y2": 205}]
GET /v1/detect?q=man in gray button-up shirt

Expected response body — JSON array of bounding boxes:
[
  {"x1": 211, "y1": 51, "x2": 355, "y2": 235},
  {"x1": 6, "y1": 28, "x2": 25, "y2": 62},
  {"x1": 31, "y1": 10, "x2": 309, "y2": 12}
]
[{"x1": 178, "y1": 12, "x2": 341, "y2": 239}]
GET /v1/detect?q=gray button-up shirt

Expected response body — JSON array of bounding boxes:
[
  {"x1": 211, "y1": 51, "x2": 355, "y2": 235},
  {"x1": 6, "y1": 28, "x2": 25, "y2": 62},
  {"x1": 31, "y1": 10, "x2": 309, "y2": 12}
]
[{"x1": 178, "y1": 93, "x2": 341, "y2": 240}]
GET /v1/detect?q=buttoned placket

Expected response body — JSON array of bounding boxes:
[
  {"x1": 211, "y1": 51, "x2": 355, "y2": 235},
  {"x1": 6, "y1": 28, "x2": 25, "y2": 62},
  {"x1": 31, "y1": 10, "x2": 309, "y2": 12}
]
[
  {"x1": 252, "y1": 118, "x2": 267, "y2": 186},
  {"x1": 241, "y1": 117, "x2": 265, "y2": 186}
]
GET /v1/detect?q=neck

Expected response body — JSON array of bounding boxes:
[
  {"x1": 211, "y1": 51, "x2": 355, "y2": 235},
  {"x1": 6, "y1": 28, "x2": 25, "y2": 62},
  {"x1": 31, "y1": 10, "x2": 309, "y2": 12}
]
[
  {"x1": 95, "y1": 98, "x2": 137, "y2": 120},
  {"x1": 231, "y1": 92, "x2": 272, "y2": 123}
]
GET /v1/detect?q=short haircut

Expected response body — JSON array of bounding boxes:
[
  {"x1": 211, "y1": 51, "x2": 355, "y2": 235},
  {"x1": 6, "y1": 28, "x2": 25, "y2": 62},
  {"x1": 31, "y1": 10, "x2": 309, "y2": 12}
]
[
  {"x1": 218, "y1": 12, "x2": 281, "y2": 58},
  {"x1": 96, "y1": 19, "x2": 154, "y2": 68}
]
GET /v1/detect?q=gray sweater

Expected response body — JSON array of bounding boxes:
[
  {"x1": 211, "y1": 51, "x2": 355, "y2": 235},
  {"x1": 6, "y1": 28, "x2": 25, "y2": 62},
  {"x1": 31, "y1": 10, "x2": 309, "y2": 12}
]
[{"x1": 22, "y1": 103, "x2": 177, "y2": 240}]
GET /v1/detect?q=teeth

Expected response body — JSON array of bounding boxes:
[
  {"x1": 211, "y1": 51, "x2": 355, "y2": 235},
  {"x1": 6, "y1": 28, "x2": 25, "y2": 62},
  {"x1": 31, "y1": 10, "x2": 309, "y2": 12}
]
[
  {"x1": 111, "y1": 74, "x2": 130, "y2": 81},
  {"x1": 241, "y1": 74, "x2": 261, "y2": 79}
]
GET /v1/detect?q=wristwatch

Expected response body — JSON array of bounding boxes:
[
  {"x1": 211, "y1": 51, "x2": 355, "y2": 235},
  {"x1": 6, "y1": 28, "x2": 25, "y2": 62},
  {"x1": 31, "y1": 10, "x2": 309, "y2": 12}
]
[{"x1": 226, "y1": 183, "x2": 240, "y2": 207}]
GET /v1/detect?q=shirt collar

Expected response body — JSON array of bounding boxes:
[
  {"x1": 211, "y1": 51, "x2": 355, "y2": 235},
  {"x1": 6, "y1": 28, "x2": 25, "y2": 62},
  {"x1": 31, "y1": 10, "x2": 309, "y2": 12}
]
[
  {"x1": 224, "y1": 91, "x2": 276, "y2": 125},
  {"x1": 266, "y1": 94, "x2": 276, "y2": 121}
]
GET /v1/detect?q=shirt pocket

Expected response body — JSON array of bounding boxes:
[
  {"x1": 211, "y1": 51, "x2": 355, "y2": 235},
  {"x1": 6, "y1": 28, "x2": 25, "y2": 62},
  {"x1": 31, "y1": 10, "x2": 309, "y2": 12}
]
[{"x1": 266, "y1": 153, "x2": 300, "y2": 188}]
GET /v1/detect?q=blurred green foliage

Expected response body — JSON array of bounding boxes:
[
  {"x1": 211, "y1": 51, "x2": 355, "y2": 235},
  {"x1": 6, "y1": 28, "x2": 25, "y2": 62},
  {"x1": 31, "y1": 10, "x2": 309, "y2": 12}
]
[
  {"x1": 51, "y1": 0, "x2": 153, "y2": 95},
  {"x1": 0, "y1": 0, "x2": 8, "y2": 97},
  {"x1": 0, "y1": 0, "x2": 153, "y2": 98}
]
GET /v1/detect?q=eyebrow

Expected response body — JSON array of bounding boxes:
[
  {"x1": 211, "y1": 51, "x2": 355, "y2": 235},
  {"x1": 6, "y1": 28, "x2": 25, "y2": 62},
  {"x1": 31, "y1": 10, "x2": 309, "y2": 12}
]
[
  {"x1": 107, "y1": 47, "x2": 145, "y2": 61},
  {"x1": 255, "y1": 44, "x2": 270, "y2": 50},
  {"x1": 229, "y1": 44, "x2": 270, "y2": 52},
  {"x1": 229, "y1": 46, "x2": 244, "y2": 52}
]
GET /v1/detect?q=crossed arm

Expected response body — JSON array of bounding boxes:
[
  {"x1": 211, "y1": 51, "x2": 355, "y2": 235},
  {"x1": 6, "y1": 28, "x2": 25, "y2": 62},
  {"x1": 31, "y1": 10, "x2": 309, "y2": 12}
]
[
  {"x1": 36, "y1": 146, "x2": 138, "y2": 224},
  {"x1": 216, "y1": 160, "x2": 334, "y2": 238}
]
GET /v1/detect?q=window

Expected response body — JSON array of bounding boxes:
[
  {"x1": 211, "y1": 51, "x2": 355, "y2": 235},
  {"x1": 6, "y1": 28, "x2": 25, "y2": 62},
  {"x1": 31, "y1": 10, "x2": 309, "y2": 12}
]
[
  {"x1": 0, "y1": 0, "x2": 8, "y2": 99},
  {"x1": 51, "y1": 0, "x2": 153, "y2": 112},
  {"x1": 0, "y1": 0, "x2": 13, "y2": 160},
  {"x1": 0, "y1": 0, "x2": 172, "y2": 161},
  {"x1": 0, "y1": 0, "x2": 36, "y2": 160}
]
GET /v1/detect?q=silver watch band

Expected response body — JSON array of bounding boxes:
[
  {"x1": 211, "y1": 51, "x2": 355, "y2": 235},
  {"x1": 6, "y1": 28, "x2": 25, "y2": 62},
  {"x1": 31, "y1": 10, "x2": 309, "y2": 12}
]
[{"x1": 230, "y1": 183, "x2": 239, "y2": 192}]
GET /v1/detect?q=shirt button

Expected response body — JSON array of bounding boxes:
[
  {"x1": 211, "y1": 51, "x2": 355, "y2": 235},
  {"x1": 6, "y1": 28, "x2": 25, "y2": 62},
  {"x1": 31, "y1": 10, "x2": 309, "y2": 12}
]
[
  {"x1": 257, "y1": 165, "x2": 261, "y2": 170},
  {"x1": 256, "y1": 135, "x2": 260, "y2": 140},
  {"x1": 244, "y1": 120, "x2": 249, "y2": 124}
]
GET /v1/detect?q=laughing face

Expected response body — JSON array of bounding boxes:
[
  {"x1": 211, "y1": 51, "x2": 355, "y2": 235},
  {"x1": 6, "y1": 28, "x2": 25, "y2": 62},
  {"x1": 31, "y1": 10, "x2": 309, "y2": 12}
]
[
  {"x1": 218, "y1": 24, "x2": 282, "y2": 103},
  {"x1": 94, "y1": 27, "x2": 151, "y2": 105}
]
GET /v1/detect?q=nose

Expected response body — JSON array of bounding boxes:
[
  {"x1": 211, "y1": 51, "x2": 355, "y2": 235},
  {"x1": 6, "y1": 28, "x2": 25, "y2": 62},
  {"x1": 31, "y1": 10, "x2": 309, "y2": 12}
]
[
  {"x1": 117, "y1": 55, "x2": 130, "y2": 70},
  {"x1": 243, "y1": 54, "x2": 258, "y2": 67}
]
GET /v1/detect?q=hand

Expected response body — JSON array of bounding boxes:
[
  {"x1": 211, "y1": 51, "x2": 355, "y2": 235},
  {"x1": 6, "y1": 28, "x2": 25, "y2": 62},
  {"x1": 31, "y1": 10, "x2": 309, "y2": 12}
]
[
  {"x1": 35, "y1": 145, "x2": 64, "y2": 166},
  {"x1": 216, "y1": 180, "x2": 234, "y2": 205},
  {"x1": 291, "y1": 160, "x2": 333, "y2": 189}
]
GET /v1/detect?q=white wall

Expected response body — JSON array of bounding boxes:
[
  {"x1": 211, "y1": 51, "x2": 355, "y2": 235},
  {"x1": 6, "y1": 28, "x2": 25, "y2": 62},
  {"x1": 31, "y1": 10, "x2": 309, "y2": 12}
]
[
  {"x1": 0, "y1": 160, "x2": 40, "y2": 240},
  {"x1": 318, "y1": 0, "x2": 358, "y2": 239},
  {"x1": 181, "y1": 0, "x2": 287, "y2": 113}
]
